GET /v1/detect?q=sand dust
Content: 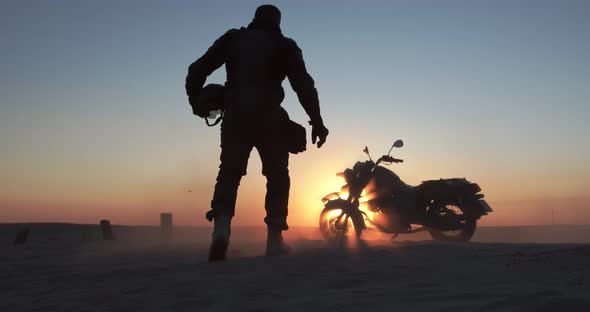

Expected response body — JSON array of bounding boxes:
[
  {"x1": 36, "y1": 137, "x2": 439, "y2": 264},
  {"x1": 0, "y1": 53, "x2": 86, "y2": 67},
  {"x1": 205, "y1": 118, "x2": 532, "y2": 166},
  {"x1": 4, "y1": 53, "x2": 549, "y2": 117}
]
[{"x1": 1, "y1": 224, "x2": 589, "y2": 311}]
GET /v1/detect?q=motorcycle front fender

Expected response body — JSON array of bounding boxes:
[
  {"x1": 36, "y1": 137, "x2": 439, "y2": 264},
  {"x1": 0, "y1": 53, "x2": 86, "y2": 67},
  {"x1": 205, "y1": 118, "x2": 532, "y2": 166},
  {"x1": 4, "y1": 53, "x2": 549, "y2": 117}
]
[{"x1": 321, "y1": 192, "x2": 342, "y2": 203}]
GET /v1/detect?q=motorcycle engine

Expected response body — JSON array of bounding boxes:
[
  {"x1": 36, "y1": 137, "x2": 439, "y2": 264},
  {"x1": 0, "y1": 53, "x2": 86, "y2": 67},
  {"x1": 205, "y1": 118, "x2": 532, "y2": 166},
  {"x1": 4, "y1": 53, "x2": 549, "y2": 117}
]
[{"x1": 372, "y1": 211, "x2": 411, "y2": 233}]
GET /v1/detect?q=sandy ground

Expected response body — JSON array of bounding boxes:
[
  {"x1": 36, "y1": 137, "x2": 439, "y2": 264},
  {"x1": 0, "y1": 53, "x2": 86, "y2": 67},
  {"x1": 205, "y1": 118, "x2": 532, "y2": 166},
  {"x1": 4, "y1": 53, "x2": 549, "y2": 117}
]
[{"x1": 1, "y1": 223, "x2": 589, "y2": 311}]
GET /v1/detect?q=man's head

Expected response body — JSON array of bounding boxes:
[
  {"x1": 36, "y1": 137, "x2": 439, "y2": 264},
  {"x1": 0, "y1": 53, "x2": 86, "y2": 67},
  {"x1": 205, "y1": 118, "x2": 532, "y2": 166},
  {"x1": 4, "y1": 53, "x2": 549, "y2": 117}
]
[{"x1": 253, "y1": 5, "x2": 281, "y2": 27}]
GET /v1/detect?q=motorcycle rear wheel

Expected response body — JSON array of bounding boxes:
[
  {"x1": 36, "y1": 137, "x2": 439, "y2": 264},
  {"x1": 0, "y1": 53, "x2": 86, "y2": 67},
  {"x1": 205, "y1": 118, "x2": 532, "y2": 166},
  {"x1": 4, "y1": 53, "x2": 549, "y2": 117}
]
[
  {"x1": 319, "y1": 207, "x2": 362, "y2": 242},
  {"x1": 427, "y1": 201, "x2": 477, "y2": 242}
]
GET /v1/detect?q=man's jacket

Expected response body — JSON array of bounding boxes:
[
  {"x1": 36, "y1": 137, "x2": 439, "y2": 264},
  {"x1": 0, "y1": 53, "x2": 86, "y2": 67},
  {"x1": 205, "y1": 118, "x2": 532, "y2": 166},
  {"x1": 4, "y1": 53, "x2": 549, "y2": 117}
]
[{"x1": 185, "y1": 23, "x2": 321, "y2": 124}]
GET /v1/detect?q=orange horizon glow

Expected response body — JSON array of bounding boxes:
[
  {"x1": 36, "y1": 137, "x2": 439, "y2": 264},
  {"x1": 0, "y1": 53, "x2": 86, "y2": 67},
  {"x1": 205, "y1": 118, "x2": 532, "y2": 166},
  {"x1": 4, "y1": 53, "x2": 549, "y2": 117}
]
[{"x1": 2, "y1": 137, "x2": 589, "y2": 226}]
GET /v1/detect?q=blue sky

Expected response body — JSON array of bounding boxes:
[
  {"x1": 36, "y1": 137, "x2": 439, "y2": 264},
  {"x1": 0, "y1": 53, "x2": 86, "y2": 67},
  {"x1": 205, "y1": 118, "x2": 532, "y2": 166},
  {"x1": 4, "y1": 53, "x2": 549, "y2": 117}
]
[{"x1": 1, "y1": 0, "x2": 589, "y2": 225}]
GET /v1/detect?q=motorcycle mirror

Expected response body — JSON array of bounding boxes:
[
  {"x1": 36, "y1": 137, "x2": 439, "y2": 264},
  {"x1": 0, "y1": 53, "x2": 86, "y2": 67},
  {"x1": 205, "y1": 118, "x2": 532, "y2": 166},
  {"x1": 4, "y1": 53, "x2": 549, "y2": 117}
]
[{"x1": 387, "y1": 139, "x2": 404, "y2": 156}]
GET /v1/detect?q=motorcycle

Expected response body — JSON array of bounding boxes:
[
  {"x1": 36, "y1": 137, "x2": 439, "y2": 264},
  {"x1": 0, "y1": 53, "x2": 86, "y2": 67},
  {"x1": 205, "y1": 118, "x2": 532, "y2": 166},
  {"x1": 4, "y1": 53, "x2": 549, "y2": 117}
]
[{"x1": 319, "y1": 140, "x2": 493, "y2": 242}]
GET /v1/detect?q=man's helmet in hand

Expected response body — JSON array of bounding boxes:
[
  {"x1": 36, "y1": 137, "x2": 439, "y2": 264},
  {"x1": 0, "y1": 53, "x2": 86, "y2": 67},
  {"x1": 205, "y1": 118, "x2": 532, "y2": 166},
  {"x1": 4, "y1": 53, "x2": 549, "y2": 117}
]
[{"x1": 190, "y1": 84, "x2": 225, "y2": 118}]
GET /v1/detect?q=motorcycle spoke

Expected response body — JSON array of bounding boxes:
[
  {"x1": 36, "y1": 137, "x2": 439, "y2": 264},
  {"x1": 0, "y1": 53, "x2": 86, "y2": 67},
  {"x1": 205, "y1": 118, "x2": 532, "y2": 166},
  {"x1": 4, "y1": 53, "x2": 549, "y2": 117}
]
[{"x1": 429, "y1": 203, "x2": 473, "y2": 240}]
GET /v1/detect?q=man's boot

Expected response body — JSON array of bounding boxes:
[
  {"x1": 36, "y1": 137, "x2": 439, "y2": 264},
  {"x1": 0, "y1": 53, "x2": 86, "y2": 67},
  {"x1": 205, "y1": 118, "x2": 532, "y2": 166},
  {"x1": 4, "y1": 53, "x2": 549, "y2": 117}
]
[
  {"x1": 265, "y1": 228, "x2": 291, "y2": 256},
  {"x1": 208, "y1": 215, "x2": 231, "y2": 262}
]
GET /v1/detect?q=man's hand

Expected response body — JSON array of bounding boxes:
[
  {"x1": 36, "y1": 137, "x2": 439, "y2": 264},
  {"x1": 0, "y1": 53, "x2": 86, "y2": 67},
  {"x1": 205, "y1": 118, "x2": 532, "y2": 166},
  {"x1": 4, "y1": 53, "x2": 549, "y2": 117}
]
[
  {"x1": 311, "y1": 122, "x2": 329, "y2": 148},
  {"x1": 189, "y1": 95, "x2": 208, "y2": 118}
]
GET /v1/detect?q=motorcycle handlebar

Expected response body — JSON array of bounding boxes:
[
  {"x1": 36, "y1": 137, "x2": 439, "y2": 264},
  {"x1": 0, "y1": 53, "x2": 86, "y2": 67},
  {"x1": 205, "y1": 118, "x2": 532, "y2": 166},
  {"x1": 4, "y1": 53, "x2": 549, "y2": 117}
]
[{"x1": 380, "y1": 156, "x2": 403, "y2": 164}]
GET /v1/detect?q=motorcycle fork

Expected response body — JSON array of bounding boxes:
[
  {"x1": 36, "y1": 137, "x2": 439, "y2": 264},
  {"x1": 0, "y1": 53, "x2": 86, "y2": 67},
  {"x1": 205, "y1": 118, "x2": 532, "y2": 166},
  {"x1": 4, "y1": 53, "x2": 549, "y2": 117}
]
[{"x1": 334, "y1": 199, "x2": 366, "y2": 231}]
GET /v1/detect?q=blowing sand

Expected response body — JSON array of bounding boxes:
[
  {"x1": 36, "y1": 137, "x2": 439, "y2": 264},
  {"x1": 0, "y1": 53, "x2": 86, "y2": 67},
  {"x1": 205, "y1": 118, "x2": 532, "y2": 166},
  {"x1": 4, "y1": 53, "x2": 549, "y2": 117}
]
[{"x1": 1, "y1": 223, "x2": 589, "y2": 311}]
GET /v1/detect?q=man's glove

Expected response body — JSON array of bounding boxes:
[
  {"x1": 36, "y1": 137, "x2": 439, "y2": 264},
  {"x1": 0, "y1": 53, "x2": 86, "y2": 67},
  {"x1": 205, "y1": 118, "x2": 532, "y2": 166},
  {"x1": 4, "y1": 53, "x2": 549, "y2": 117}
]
[{"x1": 310, "y1": 120, "x2": 329, "y2": 148}]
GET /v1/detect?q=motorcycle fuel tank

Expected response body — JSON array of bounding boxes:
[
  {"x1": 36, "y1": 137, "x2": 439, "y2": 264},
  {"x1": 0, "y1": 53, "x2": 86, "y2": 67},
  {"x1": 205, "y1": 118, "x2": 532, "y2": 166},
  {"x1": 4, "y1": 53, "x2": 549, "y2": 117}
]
[{"x1": 365, "y1": 166, "x2": 413, "y2": 199}]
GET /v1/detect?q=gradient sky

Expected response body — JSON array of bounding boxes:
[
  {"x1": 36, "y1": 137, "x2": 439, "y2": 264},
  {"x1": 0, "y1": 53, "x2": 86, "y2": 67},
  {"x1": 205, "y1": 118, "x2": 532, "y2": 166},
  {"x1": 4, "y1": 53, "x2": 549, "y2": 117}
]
[{"x1": 1, "y1": 0, "x2": 589, "y2": 227}]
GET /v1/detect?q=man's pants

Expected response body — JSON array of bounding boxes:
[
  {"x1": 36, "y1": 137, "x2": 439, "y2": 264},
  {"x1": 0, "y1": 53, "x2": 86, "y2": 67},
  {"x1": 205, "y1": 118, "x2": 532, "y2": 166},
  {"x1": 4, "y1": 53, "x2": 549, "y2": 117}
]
[{"x1": 206, "y1": 119, "x2": 290, "y2": 231}]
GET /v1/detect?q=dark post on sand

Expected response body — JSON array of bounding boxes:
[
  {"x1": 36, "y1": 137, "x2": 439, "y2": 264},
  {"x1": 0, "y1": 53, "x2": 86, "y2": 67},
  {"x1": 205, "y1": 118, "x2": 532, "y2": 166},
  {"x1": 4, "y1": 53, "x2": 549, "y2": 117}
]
[
  {"x1": 160, "y1": 213, "x2": 173, "y2": 240},
  {"x1": 13, "y1": 228, "x2": 30, "y2": 245},
  {"x1": 100, "y1": 219, "x2": 115, "y2": 240}
]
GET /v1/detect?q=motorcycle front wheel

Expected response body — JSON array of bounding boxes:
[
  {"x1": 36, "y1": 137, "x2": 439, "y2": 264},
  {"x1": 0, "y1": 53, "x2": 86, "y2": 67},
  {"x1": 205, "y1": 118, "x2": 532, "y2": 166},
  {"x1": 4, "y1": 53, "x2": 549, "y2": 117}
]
[
  {"x1": 319, "y1": 207, "x2": 363, "y2": 242},
  {"x1": 427, "y1": 201, "x2": 477, "y2": 242}
]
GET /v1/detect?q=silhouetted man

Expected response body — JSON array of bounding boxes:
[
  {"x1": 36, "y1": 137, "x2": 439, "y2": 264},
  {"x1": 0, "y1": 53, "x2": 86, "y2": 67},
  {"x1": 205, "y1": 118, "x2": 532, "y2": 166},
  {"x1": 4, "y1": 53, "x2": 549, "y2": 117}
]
[{"x1": 185, "y1": 5, "x2": 329, "y2": 261}]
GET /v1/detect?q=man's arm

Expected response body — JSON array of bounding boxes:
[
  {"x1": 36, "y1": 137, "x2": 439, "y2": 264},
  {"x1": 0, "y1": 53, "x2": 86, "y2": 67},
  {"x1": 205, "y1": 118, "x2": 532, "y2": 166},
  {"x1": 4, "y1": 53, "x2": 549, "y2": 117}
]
[
  {"x1": 284, "y1": 38, "x2": 322, "y2": 124},
  {"x1": 285, "y1": 38, "x2": 328, "y2": 147},
  {"x1": 185, "y1": 29, "x2": 237, "y2": 116}
]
